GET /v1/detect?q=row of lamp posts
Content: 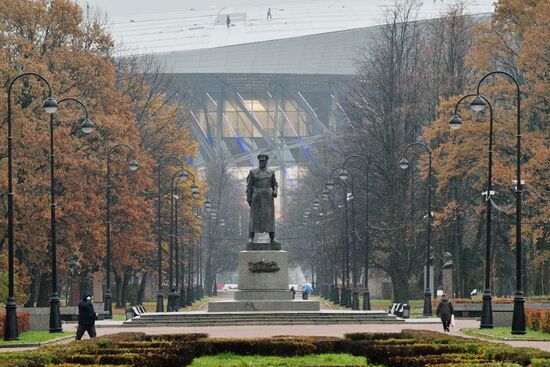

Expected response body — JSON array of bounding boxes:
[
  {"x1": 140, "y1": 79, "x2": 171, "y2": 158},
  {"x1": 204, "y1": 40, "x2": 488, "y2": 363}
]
[
  {"x1": 5, "y1": 72, "x2": 94, "y2": 340},
  {"x1": 314, "y1": 70, "x2": 525, "y2": 333},
  {"x1": 3, "y1": 73, "x2": 207, "y2": 340}
]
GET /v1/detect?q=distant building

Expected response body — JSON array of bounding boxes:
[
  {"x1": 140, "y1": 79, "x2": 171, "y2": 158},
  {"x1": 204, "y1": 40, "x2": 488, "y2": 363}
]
[{"x1": 109, "y1": 0, "x2": 494, "y2": 206}]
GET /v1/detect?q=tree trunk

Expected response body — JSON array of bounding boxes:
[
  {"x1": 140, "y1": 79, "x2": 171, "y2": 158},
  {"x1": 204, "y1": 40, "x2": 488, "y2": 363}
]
[
  {"x1": 120, "y1": 271, "x2": 130, "y2": 308},
  {"x1": 391, "y1": 272, "x2": 410, "y2": 303},
  {"x1": 114, "y1": 273, "x2": 123, "y2": 308},
  {"x1": 136, "y1": 272, "x2": 148, "y2": 305},
  {"x1": 25, "y1": 271, "x2": 41, "y2": 307},
  {"x1": 36, "y1": 273, "x2": 51, "y2": 307}
]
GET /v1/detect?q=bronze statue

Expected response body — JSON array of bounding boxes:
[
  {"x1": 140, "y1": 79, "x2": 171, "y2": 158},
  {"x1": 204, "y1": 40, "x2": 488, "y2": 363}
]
[{"x1": 246, "y1": 154, "x2": 278, "y2": 245}]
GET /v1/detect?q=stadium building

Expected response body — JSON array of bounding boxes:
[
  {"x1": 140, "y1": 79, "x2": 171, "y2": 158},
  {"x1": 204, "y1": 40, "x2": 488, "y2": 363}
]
[{"x1": 106, "y1": 0, "x2": 494, "y2": 207}]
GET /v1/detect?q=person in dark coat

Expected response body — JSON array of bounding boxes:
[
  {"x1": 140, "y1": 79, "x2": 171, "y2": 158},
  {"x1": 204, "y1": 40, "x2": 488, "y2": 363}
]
[
  {"x1": 436, "y1": 293, "x2": 454, "y2": 332},
  {"x1": 168, "y1": 288, "x2": 180, "y2": 312},
  {"x1": 76, "y1": 291, "x2": 97, "y2": 340}
]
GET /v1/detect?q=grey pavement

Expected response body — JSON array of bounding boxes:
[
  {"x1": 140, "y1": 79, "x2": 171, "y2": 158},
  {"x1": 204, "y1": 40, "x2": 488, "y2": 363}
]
[{"x1": 57, "y1": 318, "x2": 549, "y2": 352}]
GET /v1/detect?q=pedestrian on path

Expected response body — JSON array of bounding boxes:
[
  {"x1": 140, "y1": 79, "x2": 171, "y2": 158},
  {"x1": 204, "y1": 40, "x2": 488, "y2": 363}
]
[
  {"x1": 76, "y1": 291, "x2": 97, "y2": 340},
  {"x1": 226, "y1": 15, "x2": 231, "y2": 27},
  {"x1": 267, "y1": 8, "x2": 272, "y2": 19},
  {"x1": 436, "y1": 293, "x2": 454, "y2": 332}
]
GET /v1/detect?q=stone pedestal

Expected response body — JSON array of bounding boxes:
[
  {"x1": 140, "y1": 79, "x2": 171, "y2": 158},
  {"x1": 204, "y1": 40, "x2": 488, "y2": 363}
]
[{"x1": 208, "y1": 246, "x2": 320, "y2": 312}]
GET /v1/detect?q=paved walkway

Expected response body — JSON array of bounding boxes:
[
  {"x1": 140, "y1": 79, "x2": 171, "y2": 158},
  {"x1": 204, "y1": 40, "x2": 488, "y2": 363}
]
[
  {"x1": 2, "y1": 295, "x2": 548, "y2": 353},
  {"x1": 54, "y1": 319, "x2": 549, "y2": 352}
]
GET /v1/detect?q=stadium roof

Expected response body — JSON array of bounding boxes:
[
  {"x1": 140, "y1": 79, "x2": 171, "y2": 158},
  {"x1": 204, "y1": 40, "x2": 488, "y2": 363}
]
[{"x1": 107, "y1": 0, "x2": 494, "y2": 56}]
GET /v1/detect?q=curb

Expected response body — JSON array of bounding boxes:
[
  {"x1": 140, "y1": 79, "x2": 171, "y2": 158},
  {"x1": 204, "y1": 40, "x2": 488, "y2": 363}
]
[{"x1": 0, "y1": 334, "x2": 75, "y2": 349}]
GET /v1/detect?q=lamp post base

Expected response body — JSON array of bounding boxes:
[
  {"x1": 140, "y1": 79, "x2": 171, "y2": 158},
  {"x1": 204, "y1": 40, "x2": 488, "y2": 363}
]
[
  {"x1": 422, "y1": 289, "x2": 432, "y2": 316},
  {"x1": 167, "y1": 289, "x2": 179, "y2": 312},
  {"x1": 49, "y1": 292, "x2": 63, "y2": 333},
  {"x1": 511, "y1": 292, "x2": 526, "y2": 335},
  {"x1": 345, "y1": 288, "x2": 352, "y2": 308},
  {"x1": 4, "y1": 297, "x2": 19, "y2": 341},
  {"x1": 363, "y1": 290, "x2": 371, "y2": 310},
  {"x1": 156, "y1": 291, "x2": 164, "y2": 312},
  {"x1": 352, "y1": 291, "x2": 359, "y2": 310},
  {"x1": 187, "y1": 286, "x2": 195, "y2": 306},
  {"x1": 103, "y1": 290, "x2": 113, "y2": 319},
  {"x1": 480, "y1": 290, "x2": 493, "y2": 329}
]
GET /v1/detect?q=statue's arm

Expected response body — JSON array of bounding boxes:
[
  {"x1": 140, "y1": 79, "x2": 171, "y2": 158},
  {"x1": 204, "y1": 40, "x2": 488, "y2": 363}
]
[
  {"x1": 246, "y1": 170, "x2": 254, "y2": 205},
  {"x1": 271, "y1": 170, "x2": 278, "y2": 198}
]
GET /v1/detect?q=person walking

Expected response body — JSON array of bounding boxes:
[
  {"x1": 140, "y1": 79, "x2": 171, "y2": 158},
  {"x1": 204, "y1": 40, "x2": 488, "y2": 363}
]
[
  {"x1": 226, "y1": 15, "x2": 231, "y2": 27},
  {"x1": 267, "y1": 8, "x2": 272, "y2": 19},
  {"x1": 168, "y1": 289, "x2": 180, "y2": 312},
  {"x1": 75, "y1": 291, "x2": 97, "y2": 340},
  {"x1": 436, "y1": 293, "x2": 454, "y2": 332}
]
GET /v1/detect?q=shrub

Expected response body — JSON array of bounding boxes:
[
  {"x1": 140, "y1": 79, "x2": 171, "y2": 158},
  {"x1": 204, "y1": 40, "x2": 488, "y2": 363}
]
[
  {"x1": 188, "y1": 338, "x2": 318, "y2": 357},
  {"x1": 526, "y1": 309, "x2": 550, "y2": 333},
  {"x1": 344, "y1": 332, "x2": 408, "y2": 341},
  {"x1": 483, "y1": 346, "x2": 550, "y2": 366},
  {"x1": 99, "y1": 332, "x2": 146, "y2": 343},
  {"x1": 141, "y1": 333, "x2": 207, "y2": 342},
  {"x1": 62, "y1": 354, "x2": 99, "y2": 364},
  {"x1": 0, "y1": 312, "x2": 30, "y2": 333},
  {"x1": 428, "y1": 363, "x2": 521, "y2": 366},
  {"x1": 529, "y1": 358, "x2": 550, "y2": 367}
]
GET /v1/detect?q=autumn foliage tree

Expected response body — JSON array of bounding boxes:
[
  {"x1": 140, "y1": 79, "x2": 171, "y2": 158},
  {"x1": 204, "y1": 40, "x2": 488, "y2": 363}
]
[
  {"x1": 0, "y1": 0, "x2": 200, "y2": 307},
  {"x1": 422, "y1": 0, "x2": 549, "y2": 296}
]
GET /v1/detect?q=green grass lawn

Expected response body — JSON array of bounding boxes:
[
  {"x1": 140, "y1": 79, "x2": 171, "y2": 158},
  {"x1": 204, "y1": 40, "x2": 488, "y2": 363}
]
[
  {"x1": 189, "y1": 353, "x2": 371, "y2": 367},
  {"x1": 0, "y1": 331, "x2": 75, "y2": 345},
  {"x1": 462, "y1": 327, "x2": 550, "y2": 340}
]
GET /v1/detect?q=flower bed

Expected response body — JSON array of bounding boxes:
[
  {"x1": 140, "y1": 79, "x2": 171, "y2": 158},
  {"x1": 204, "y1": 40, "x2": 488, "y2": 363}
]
[{"x1": 0, "y1": 330, "x2": 547, "y2": 366}]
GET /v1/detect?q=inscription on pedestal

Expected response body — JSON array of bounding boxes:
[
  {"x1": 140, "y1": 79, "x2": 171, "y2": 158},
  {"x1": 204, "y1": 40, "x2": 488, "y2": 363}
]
[{"x1": 248, "y1": 260, "x2": 280, "y2": 273}]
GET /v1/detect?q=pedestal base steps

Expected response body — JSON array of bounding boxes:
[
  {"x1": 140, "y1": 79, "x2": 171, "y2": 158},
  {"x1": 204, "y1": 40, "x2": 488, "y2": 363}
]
[
  {"x1": 208, "y1": 300, "x2": 319, "y2": 312},
  {"x1": 207, "y1": 249, "x2": 321, "y2": 313},
  {"x1": 122, "y1": 310, "x2": 404, "y2": 326}
]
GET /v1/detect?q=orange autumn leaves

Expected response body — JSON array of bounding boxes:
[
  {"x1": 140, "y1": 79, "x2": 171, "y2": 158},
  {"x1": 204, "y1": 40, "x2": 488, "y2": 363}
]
[
  {"x1": 0, "y1": 0, "x2": 199, "y2": 300},
  {"x1": 422, "y1": 0, "x2": 549, "y2": 275}
]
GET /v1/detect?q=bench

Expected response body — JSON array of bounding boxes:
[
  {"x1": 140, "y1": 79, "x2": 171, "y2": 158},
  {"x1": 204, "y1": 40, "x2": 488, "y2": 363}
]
[
  {"x1": 126, "y1": 305, "x2": 147, "y2": 320},
  {"x1": 388, "y1": 303, "x2": 410, "y2": 318}
]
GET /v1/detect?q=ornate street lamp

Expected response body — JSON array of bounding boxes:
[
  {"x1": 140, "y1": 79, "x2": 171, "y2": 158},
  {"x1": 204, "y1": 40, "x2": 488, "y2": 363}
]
[
  {"x1": 105, "y1": 144, "x2": 137, "y2": 319},
  {"x1": 47, "y1": 97, "x2": 94, "y2": 332},
  {"x1": 5, "y1": 73, "x2": 57, "y2": 340},
  {"x1": 475, "y1": 71, "x2": 525, "y2": 334},
  {"x1": 326, "y1": 175, "x2": 351, "y2": 308},
  {"x1": 168, "y1": 169, "x2": 197, "y2": 311},
  {"x1": 400, "y1": 142, "x2": 434, "y2": 317},
  {"x1": 154, "y1": 156, "x2": 185, "y2": 312},
  {"x1": 450, "y1": 93, "x2": 494, "y2": 328},
  {"x1": 342, "y1": 154, "x2": 372, "y2": 310}
]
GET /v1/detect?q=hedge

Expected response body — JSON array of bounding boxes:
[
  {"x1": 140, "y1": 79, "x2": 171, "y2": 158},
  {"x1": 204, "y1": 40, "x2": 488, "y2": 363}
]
[
  {"x1": 0, "y1": 331, "x2": 549, "y2": 367},
  {"x1": 0, "y1": 312, "x2": 30, "y2": 333},
  {"x1": 526, "y1": 308, "x2": 550, "y2": 333}
]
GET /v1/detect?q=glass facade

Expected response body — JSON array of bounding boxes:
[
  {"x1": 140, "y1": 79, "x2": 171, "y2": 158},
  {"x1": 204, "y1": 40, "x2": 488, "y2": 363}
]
[{"x1": 196, "y1": 97, "x2": 310, "y2": 139}]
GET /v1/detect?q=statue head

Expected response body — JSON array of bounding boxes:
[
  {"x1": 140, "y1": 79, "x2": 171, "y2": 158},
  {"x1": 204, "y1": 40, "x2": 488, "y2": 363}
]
[{"x1": 258, "y1": 154, "x2": 269, "y2": 169}]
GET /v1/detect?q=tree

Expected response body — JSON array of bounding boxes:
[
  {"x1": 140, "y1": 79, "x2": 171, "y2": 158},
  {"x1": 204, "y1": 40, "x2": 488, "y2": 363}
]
[{"x1": 0, "y1": 0, "x2": 200, "y2": 306}]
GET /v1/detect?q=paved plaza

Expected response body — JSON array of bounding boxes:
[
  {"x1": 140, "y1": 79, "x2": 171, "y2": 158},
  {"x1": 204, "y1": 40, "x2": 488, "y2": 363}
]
[{"x1": 2, "y1": 317, "x2": 547, "y2": 354}]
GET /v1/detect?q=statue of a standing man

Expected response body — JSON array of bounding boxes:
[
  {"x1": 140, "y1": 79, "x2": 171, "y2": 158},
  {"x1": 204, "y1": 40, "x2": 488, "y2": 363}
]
[{"x1": 247, "y1": 154, "x2": 279, "y2": 245}]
